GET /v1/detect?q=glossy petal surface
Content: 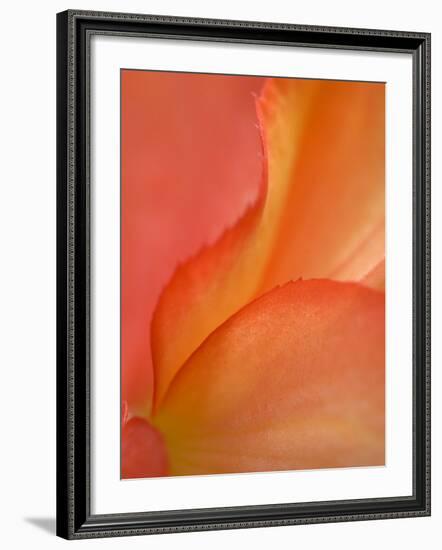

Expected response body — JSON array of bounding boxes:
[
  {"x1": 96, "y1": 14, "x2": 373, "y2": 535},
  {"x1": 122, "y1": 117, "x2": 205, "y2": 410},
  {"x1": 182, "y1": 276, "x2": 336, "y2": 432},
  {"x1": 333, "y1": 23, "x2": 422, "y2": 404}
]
[{"x1": 154, "y1": 280, "x2": 385, "y2": 475}]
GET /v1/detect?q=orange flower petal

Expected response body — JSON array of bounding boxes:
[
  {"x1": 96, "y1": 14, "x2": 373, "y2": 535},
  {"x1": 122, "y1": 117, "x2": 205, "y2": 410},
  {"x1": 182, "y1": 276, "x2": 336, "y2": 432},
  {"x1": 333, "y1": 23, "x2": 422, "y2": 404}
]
[
  {"x1": 153, "y1": 280, "x2": 385, "y2": 475},
  {"x1": 258, "y1": 79, "x2": 385, "y2": 293},
  {"x1": 121, "y1": 71, "x2": 265, "y2": 415},
  {"x1": 121, "y1": 417, "x2": 169, "y2": 479},
  {"x1": 151, "y1": 78, "x2": 319, "y2": 409}
]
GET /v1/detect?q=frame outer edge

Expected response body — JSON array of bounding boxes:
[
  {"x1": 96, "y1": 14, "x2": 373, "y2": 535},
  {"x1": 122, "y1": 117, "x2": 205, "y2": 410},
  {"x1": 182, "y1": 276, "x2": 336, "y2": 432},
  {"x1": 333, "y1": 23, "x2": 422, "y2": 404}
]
[
  {"x1": 56, "y1": 10, "x2": 70, "y2": 540},
  {"x1": 424, "y1": 32, "x2": 431, "y2": 517},
  {"x1": 56, "y1": 9, "x2": 431, "y2": 539}
]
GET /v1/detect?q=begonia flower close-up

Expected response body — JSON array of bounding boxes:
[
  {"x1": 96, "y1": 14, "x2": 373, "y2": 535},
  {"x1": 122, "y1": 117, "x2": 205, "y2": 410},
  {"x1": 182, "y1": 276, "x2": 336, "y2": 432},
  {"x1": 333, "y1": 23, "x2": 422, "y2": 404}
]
[{"x1": 120, "y1": 70, "x2": 385, "y2": 479}]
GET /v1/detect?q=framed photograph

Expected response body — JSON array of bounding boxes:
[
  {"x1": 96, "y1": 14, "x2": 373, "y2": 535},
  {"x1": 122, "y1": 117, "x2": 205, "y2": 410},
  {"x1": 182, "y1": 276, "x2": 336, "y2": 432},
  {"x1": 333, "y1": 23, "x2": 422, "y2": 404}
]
[{"x1": 56, "y1": 9, "x2": 431, "y2": 539}]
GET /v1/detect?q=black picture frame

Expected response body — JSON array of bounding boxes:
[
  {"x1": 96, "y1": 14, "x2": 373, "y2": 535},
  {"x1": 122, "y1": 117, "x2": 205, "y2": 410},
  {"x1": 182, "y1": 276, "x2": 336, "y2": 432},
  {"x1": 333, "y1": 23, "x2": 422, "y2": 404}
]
[{"x1": 56, "y1": 9, "x2": 431, "y2": 540}]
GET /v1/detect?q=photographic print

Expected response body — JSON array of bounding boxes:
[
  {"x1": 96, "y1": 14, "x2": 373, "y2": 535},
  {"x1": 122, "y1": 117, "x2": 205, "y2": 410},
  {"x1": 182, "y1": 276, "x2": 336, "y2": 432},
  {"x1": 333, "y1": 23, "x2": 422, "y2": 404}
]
[
  {"x1": 120, "y1": 70, "x2": 386, "y2": 479},
  {"x1": 57, "y1": 11, "x2": 430, "y2": 538}
]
